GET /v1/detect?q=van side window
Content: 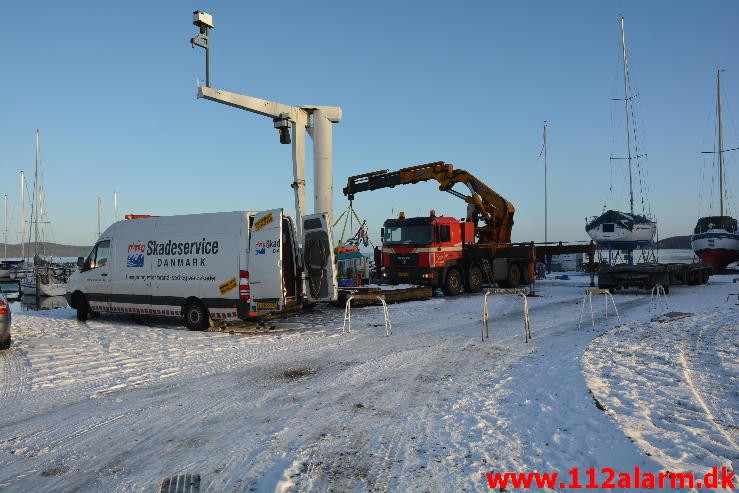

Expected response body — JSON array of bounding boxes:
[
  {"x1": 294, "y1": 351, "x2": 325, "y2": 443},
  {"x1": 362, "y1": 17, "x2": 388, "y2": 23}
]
[{"x1": 88, "y1": 240, "x2": 111, "y2": 269}]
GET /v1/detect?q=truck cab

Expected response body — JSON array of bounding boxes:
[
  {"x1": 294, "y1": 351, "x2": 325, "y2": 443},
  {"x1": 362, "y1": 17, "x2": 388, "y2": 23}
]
[{"x1": 381, "y1": 211, "x2": 474, "y2": 294}]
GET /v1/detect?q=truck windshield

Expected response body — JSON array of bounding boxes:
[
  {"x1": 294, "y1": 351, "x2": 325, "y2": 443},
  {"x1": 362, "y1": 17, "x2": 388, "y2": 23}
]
[{"x1": 383, "y1": 224, "x2": 433, "y2": 245}]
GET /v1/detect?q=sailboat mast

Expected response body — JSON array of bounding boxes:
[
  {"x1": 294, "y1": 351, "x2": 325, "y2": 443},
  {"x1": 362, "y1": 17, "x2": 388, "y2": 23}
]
[
  {"x1": 543, "y1": 120, "x2": 548, "y2": 244},
  {"x1": 3, "y1": 193, "x2": 7, "y2": 260},
  {"x1": 620, "y1": 16, "x2": 635, "y2": 215},
  {"x1": 33, "y1": 130, "x2": 40, "y2": 262},
  {"x1": 717, "y1": 69, "x2": 725, "y2": 217},
  {"x1": 20, "y1": 171, "x2": 25, "y2": 261}
]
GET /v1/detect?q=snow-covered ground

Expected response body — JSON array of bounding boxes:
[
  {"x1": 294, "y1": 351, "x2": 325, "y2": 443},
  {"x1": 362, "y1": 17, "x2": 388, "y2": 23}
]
[{"x1": 0, "y1": 273, "x2": 736, "y2": 492}]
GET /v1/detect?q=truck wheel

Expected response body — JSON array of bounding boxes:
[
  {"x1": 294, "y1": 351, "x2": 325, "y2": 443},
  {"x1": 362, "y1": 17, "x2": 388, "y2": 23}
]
[
  {"x1": 506, "y1": 264, "x2": 521, "y2": 287},
  {"x1": 75, "y1": 293, "x2": 90, "y2": 321},
  {"x1": 442, "y1": 268, "x2": 462, "y2": 296},
  {"x1": 184, "y1": 301, "x2": 209, "y2": 331},
  {"x1": 520, "y1": 264, "x2": 531, "y2": 285},
  {"x1": 466, "y1": 265, "x2": 483, "y2": 293}
]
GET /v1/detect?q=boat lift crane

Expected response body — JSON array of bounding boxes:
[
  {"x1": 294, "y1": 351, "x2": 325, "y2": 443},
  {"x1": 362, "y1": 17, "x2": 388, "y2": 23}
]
[{"x1": 190, "y1": 10, "x2": 342, "y2": 238}]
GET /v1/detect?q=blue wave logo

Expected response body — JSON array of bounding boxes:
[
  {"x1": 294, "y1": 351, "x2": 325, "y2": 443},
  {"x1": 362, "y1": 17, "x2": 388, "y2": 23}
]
[{"x1": 127, "y1": 253, "x2": 144, "y2": 267}]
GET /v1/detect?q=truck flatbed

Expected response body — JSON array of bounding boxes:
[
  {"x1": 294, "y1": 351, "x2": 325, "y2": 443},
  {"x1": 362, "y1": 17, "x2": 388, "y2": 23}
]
[
  {"x1": 335, "y1": 285, "x2": 433, "y2": 307},
  {"x1": 598, "y1": 263, "x2": 712, "y2": 293}
]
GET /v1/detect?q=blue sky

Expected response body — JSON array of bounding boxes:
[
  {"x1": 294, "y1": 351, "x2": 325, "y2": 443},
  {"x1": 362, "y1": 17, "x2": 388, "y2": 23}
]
[{"x1": 2, "y1": 1, "x2": 738, "y2": 247}]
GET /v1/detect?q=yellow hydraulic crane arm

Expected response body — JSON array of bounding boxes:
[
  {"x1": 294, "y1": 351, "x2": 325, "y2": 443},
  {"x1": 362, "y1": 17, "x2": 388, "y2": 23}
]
[{"x1": 343, "y1": 161, "x2": 515, "y2": 244}]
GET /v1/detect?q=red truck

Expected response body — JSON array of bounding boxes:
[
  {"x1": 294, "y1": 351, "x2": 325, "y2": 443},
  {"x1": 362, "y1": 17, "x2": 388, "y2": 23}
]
[
  {"x1": 345, "y1": 162, "x2": 594, "y2": 295},
  {"x1": 380, "y1": 210, "x2": 534, "y2": 295}
]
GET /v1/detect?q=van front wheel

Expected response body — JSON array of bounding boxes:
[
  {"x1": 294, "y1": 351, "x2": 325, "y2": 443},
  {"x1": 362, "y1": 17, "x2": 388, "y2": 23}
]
[
  {"x1": 184, "y1": 301, "x2": 209, "y2": 331},
  {"x1": 75, "y1": 293, "x2": 90, "y2": 321}
]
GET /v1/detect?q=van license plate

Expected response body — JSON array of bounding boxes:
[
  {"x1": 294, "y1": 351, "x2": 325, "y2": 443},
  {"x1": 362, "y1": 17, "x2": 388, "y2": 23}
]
[
  {"x1": 256, "y1": 301, "x2": 278, "y2": 310},
  {"x1": 397, "y1": 272, "x2": 408, "y2": 277}
]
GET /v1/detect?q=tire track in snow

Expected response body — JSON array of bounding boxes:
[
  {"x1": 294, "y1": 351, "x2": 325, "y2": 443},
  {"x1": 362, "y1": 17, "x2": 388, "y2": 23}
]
[
  {"x1": 193, "y1": 337, "x2": 456, "y2": 491},
  {"x1": 7, "y1": 315, "x2": 337, "y2": 411},
  {"x1": 0, "y1": 346, "x2": 32, "y2": 401},
  {"x1": 267, "y1": 339, "x2": 494, "y2": 492},
  {"x1": 583, "y1": 310, "x2": 738, "y2": 474},
  {"x1": 678, "y1": 321, "x2": 738, "y2": 451},
  {"x1": 0, "y1": 310, "x2": 353, "y2": 492}
]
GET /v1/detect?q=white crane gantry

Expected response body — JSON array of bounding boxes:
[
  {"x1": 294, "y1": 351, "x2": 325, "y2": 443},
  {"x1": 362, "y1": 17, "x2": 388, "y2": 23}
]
[{"x1": 191, "y1": 11, "x2": 341, "y2": 238}]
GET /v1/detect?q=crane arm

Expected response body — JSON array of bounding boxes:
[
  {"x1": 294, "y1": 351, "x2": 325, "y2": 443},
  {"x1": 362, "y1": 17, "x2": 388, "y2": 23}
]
[{"x1": 343, "y1": 161, "x2": 515, "y2": 244}]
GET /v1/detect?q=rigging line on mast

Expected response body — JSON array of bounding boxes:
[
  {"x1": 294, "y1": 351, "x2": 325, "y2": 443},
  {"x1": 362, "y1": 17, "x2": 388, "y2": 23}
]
[
  {"x1": 697, "y1": 101, "x2": 716, "y2": 217},
  {"x1": 610, "y1": 154, "x2": 647, "y2": 160},
  {"x1": 625, "y1": 72, "x2": 650, "y2": 215},
  {"x1": 627, "y1": 72, "x2": 653, "y2": 218},
  {"x1": 610, "y1": 93, "x2": 638, "y2": 101},
  {"x1": 702, "y1": 146, "x2": 739, "y2": 154},
  {"x1": 710, "y1": 151, "x2": 717, "y2": 214}
]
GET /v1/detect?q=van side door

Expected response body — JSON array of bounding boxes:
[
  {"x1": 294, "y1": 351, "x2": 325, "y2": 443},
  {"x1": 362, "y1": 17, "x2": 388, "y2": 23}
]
[
  {"x1": 248, "y1": 209, "x2": 285, "y2": 314},
  {"x1": 301, "y1": 213, "x2": 337, "y2": 302}
]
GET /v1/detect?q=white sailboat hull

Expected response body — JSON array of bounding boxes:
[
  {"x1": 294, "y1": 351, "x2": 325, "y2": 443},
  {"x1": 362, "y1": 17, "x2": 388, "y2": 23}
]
[
  {"x1": 585, "y1": 210, "x2": 656, "y2": 250},
  {"x1": 20, "y1": 277, "x2": 67, "y2": 297},
  {"x1": 587, "y1": 222, "x2": 656, "y2": 246}
]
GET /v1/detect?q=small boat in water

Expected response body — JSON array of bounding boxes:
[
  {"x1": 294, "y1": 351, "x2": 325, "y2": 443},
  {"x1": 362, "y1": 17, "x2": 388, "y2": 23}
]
[
  {"x1": 20, "y1": 264, "x2": 70, "y2": 297},
  {"x1": 691, "y1": 70, "x2": 739, "y2": 269},
  {"x1": 21, "y1": 293, "x2": 68, "y2": 311}
]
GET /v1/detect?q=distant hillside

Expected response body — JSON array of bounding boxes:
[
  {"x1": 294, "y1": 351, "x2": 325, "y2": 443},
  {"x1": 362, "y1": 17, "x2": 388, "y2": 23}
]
[
  {"x1": 649, "y1": 235, "x2": 692, "y2": 249},
  {"x1": 1, "y1": 242, "x2": 91, "y2": 259}
]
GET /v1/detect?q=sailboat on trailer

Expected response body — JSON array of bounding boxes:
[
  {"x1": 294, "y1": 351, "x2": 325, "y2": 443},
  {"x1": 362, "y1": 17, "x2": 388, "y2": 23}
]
[
  {"x1": 691, "y1": 70, "x2": 739, "y2": 269},
  {"x1": 586, "y1": 17, "x2": 656, "y2": 258}
]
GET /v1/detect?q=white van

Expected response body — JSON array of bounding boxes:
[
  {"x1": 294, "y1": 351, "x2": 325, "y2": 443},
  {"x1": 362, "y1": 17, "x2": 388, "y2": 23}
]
[{"x1": 65, "y1": 209, "x2": 337, "y2": 329}]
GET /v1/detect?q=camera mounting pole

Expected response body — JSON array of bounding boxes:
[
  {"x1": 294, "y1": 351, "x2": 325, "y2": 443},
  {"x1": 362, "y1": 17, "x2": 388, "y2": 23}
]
[{"x1": 190, "y1": 11, "x2": 213, "y2": 87}]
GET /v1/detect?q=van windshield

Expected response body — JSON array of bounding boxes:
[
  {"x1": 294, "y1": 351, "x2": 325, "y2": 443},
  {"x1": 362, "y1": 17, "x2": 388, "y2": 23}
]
[
  {"x1": 87, "y1": 240, "x2": 110, "y2": 269},
  {"x1": 383, "y1": 224, "x2": 432, "y2": 245}
]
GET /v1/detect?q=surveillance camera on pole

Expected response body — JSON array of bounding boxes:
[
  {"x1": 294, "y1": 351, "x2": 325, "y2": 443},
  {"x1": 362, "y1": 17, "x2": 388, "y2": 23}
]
[
  {"x1": 191, "y1": 11, "x2": 213, "y2": 87},
  {"x1": 273, "y1": 113, "x2": 292, "y2": 145},
  {"x1": 193, "y1": 11, "x2": 213, "y2": 30}
]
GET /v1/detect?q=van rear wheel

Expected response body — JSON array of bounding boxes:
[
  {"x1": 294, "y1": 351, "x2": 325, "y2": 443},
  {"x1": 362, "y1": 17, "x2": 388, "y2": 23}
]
[{"x1": 184, "y1": 301, "x2": 209, "y2": 331}]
